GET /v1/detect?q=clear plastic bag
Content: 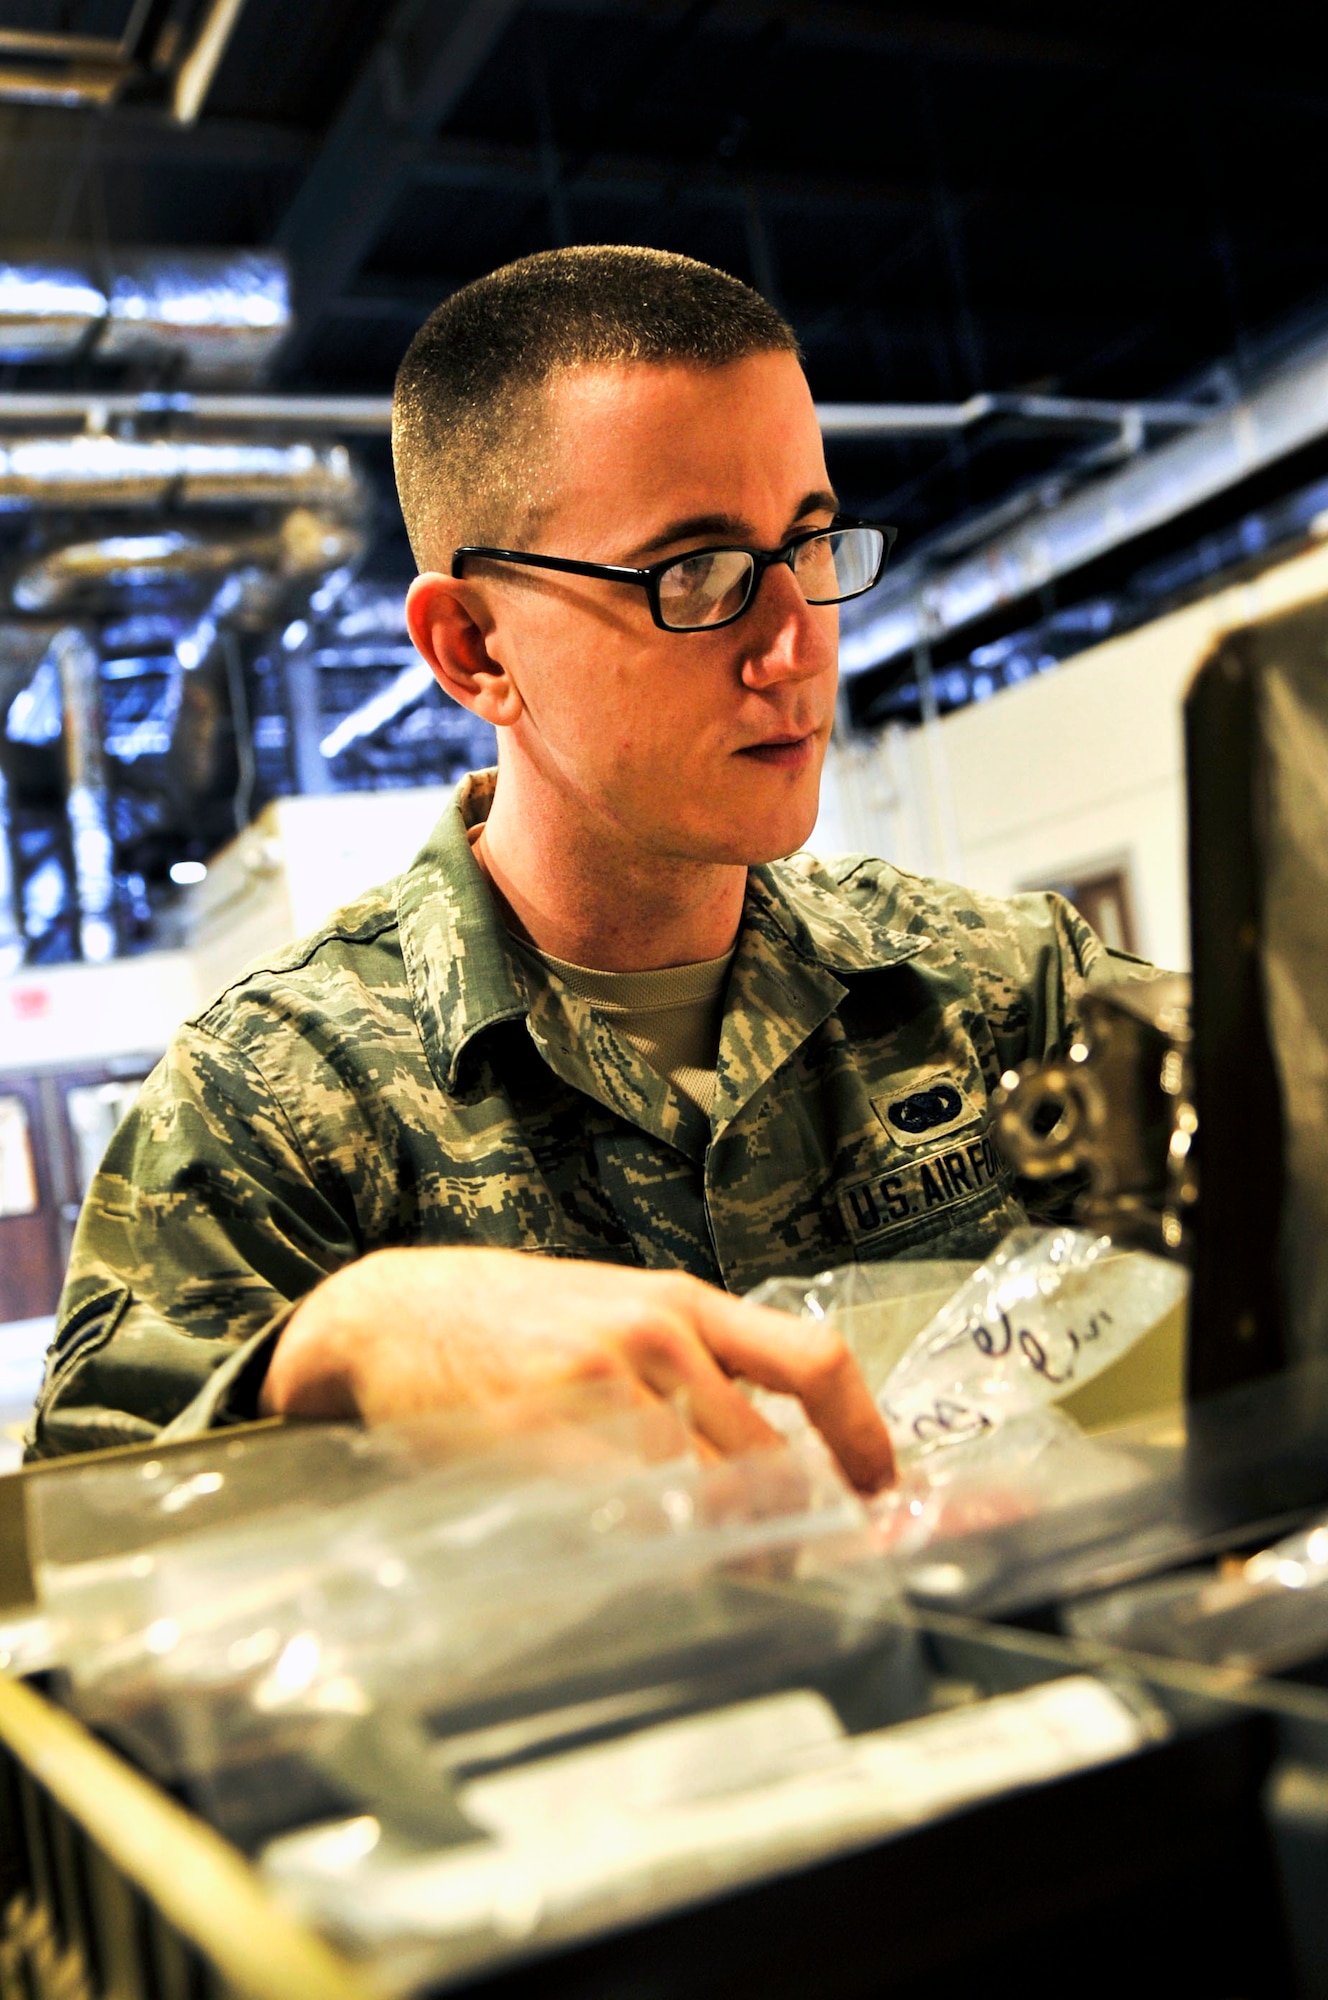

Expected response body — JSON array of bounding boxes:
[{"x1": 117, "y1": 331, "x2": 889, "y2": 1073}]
[
  {"x1": 872, "y1": 1406, "x2": 1180, "y2": 1610},
  {"x1": 750, "y1": 1228, "x2": 1188, "y2": 1468},
  {"x1": 1066, "y1": 1513, "x2": 1328, "y2": 1674},
  {"x1": 750, "y1": 1233, "x2": 1191, "y2": 1614},
  {"x1": 31, "y1": 1395, "x2": 884, "y2": 1845}
]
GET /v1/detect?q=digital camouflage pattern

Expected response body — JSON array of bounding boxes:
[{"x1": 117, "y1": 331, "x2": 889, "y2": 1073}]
[{"x1": 31, "y1": 769, "x2": 1145, "y2": 1456}]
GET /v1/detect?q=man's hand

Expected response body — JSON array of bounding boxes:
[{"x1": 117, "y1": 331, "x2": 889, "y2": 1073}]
[{"x1": 260, "y1": 1248, "x2": 895, "y2": 1493}]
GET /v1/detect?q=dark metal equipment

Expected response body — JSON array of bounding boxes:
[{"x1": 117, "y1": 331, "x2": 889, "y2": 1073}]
[{"x1": 990, "y1": 973, "x2": 1196, "y2": 1259}]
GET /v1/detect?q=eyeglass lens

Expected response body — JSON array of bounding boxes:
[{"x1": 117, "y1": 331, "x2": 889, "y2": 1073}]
[
  {"x1": 656, "y1": 548, "x2": 754, "y2": 630},
  {"x1": 797, "y1": 526, "x2": 884, "y2": 603},
  {"x1": 655, "y1": 527, "x2": 884, "y2": 630}
]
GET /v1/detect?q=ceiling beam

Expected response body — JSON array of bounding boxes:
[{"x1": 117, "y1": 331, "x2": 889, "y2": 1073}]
[
  {"x1": 533, "y1": 0, "x2": 1107, "y2": 70},
  {"x1": 273, "y1": 0, "x2": 522, "y2": 378},
  {"x1": 0, "y1": 103, "x2": 314, "y2": 170},
  {"x1": 398, "y1": 135, "x2": 1323, "y2": 258},
  {"x1": 407, "y1": 134, "x2": 930, "y2": 216},
  {"x1": 535, "y1": 0, "x2": 1328, "y2": 116}
]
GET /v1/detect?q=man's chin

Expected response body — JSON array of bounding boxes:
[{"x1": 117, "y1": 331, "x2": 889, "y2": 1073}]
[{"x1": 692, "y1": 802, "x2": 823, "y2": 869}]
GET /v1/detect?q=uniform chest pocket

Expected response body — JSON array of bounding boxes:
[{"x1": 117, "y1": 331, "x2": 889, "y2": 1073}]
[
  {"x1": 869, "y1": 1065, "x2": 984, "y2": 1148},
  {"x1": 839, "y1": 1064, "x2": 1011, "y2": 1252}
]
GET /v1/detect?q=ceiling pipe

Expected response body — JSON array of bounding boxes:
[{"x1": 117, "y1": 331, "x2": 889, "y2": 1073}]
[
  {"x1": 0, "y1": 436, "x2": 363, "y2": 510},
  {"x1": 318, "y1": 659, "x2": 435, "y2": 761},
  {"x1": 173, "y1": 0, "x2": 250, "y2": 123},
  {"x1": 0, "y1": 391, "x2": 396, "y2": 431},
  {"x1": 817, "y1": 393, "x2": 1208, "y2": 437},
  {"x1": 0, "y1": 391, "x2": 1214, "y2": 438},
  {"x1": 0, "y1": 28, "x2": 124, "y2": 59},
  {"x1": 840, "y1": 331, "x2": 1328, "y2": 677}
]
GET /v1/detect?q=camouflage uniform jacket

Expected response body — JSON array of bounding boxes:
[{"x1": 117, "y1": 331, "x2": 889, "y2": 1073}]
[{"x1": 32, "y1": 769, "x2": 1143, "y2": 1457}]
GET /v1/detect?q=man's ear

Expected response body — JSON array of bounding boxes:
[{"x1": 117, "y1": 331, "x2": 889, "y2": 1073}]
[{"x1": 405, "y1": 573, "x2": 524, "y2": 726}]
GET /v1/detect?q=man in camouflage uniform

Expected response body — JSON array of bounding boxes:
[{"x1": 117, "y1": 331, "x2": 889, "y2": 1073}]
[{"x1": 34, "y1": 249, "x2": 1139, "y2": 1483}]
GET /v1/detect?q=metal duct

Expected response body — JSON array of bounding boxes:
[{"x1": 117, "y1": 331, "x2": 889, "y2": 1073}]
[
  {"x1": 841, "y1": 331, "x2": 1328, "y2": 677},
  {"x1": 319, "y1": 660, "x2": 435, "y2": 761},
  {"x1": 10, "y1": 509, "x2": 367, "y2": 614},
  {"x1": 0, "y1": 252, "x2": 292, "y2": 383},
  {"x1": 54, "y1": 629, "x2": 115, "y2": 964},
  {"x1": 0, "y1": 391, "x2": 396, "y2": 429},
  {"x1": 0, "y1": 262, "x2": 106, "y2": 361},
  {"x1": 98, "y1": 253, "x2": 291, "y2": 384},
  {"x1": 0, "y1": 436, "x2": 361, "y2": 510}
]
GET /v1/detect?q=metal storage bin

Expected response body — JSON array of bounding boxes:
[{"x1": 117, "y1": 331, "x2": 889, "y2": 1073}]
[
  {"x1": 0, "y1": 1669, "x2": 367, "y2": 2000},
  {"x1": 0, "y1": 1605, "x2": 1310, "y2": 2000}
]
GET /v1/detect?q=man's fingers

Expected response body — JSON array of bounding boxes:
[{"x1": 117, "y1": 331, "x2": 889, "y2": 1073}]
[
  {"x1": 684, "y1": 1286, "x2": 896, "y2": 1494},
  {"x1": 624, "y1": 1317, "x2": 787, "y2": 1462}
]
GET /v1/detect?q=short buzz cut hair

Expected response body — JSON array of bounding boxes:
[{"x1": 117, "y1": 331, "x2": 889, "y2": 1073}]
[{"x1": 392, "y1": 245, "x2": 800, "y2": 570}]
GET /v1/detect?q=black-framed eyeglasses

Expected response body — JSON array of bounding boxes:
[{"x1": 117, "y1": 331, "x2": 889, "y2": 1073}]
[{"x1": 451, "y1": 516, "x2": 897, "y2": 633}]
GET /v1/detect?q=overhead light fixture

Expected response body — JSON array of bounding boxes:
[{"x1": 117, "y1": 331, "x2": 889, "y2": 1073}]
[{"x1": 169, "y1": 860, "x2": 208, "y2": 886}]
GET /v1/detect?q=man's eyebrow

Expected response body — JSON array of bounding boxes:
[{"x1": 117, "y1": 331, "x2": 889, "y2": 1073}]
[{"x1": 627, "y1": 489, "x2": 840, "y2": 562}]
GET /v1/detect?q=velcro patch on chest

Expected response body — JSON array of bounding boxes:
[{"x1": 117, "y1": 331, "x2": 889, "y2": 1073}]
[
  {"x1": 839, "y1": 1131, "x2": 1009, "y2": 1244},
  {"x1": 872, "y1": 1082, "x2": 974, "y2": 1144}
]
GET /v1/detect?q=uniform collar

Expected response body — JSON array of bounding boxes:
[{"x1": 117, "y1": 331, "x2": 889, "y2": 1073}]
[
  {"x1": 711, "y1": 856, "x2": 929, "y2": 1137},
  {"x1": 398, "y1": 769, "x2": 529, "y2": 1092},
  {"x1": 746, "y1": 853, "x2": 929, "y2": 976},
  {"x1": 399, "y1": 773, "x2": 931, "y2": 1120}
]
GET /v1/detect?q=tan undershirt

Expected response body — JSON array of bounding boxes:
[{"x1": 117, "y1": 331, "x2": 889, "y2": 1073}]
[
  {"x1": 516, "y1": 942, "x2": 735, "y2": 1117},
  {"x1": 468, "y1": 816, "x2": 734, "y2": 1115}
]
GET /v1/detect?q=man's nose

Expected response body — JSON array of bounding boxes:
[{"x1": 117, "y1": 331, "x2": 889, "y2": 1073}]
[{"x1": 739, "y1": 561, "x2": 834, "y2": 689}]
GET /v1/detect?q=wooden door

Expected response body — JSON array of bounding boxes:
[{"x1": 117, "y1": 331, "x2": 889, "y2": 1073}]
[{"x1": 0, "y1": 1079, "x2": 62, "y2": 1323}]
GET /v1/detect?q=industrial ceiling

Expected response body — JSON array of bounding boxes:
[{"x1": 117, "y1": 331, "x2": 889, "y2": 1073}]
[
  {"x1": 3, "y1": 0, "x2": 1328, "y2": 960},
  {"x1": 3, "y1": 1, "x2": 1326, "y2": 543}
]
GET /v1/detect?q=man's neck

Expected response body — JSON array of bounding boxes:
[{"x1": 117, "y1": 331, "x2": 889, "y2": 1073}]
[{"x1": 474, "y1": 776, "x2": 747, "y2": 973}]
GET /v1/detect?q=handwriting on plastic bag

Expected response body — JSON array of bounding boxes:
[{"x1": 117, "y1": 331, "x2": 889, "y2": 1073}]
[
  {"x1": 902, "y1": 1304, "x2": 1116, "y2": 1450},
  {"x1": 877, "y1": 1229, "x2": 1186, "y2": 1464}
]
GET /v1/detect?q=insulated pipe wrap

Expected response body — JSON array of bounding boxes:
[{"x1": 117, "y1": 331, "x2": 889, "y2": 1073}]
[{"x1": 0, "y1": 252, "x2": 291, "y2": 383}]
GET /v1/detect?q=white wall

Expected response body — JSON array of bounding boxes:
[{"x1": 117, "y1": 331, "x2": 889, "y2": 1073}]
[
  {"x1": 0, "y1": 951, "x2": 197, "y2": 1074},
  {"x1": 187, "y1": 784, "x2": 451, "y2": 1007},
  {"x1": 277, "y1": 787, "x2": 451, "y2": 936},
  {"x1": 2, "y1": 786, "x2": 453, "y2": 1073},
  {"x1": 813, "y1": 537, "x2": 1328, "y2": 970}
]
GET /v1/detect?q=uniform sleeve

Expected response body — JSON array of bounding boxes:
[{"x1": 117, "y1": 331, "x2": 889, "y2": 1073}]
[{"x1": 27, "y1": 1022, "x2": 361, "y2": 1459}]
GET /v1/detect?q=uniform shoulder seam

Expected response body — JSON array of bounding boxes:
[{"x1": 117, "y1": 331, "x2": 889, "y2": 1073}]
[{"x1": 190, "y1": 909, "x2": 400, "y2": 1022}]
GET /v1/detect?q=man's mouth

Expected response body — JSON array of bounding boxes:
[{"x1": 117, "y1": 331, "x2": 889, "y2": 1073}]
[{"x1": 734, "y1": 732, "x2": 817, "y2": 769}]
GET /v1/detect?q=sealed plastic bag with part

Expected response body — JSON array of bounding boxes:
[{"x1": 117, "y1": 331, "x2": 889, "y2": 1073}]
[
  {"x1": 749, "y1": 1231, "x2": 1189, "y2": 1613},
  {"x1": 873, "y1": 1405, "x2": 1187, "y2": 1612},
  {"x1": 30, "y1": 1395, "x2": 884, "y2": 1847},
  {"x1": 876, "y1": 1360, "x2": 1328, "y2": 1620},
  {"x1": 1066, "y1": 1513, "x2": 1328, "y2": 1674},
  {"x1": 750, "y1": 1228, "x2": 1187, "y2": 1469}
]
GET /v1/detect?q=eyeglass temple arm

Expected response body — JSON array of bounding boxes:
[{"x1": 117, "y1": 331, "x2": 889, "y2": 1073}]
[{"x1": 451, "y1": 547, "x2": 650, "y2": 583}]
